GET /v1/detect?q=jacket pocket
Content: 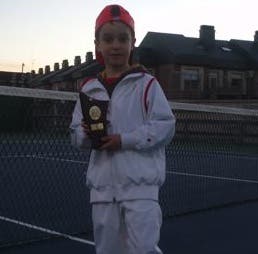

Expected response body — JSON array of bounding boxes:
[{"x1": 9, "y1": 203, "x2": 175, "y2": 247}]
[
  {"x1": 86, "y1": 151, "x2": 112, "y2": 189},
  {"x1": 114, "y1": 150, "x2": 165, "y2": 186}
]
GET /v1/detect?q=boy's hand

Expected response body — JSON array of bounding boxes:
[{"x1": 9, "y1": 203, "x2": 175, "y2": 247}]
[
  {"x1": 100, "y1": 135, "x2": 121, "y2": 151},
  {"x1": 81, "y1": 121, "x2": 90, "y2": 135}
]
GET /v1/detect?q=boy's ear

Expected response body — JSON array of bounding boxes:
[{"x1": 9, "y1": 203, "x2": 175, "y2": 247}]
[
  {"x1": 131, "y1": 38, "x2": 136, "y2": 50},
  {"x1": 95, "y1": 39, "x2": 105, "y2": 65},
  {"x1": 94, "y1": 39, "x2": 99, "y2": 49},
  {"x1": 132, "y1": 38, "x2": 136, "y2": 50}
]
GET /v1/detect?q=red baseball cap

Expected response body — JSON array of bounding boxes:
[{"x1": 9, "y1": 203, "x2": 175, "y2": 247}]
[
  {"x1": 95, "y1": 5, "x2": 135, "y2": 65},
  {"x1": 95, "y1": 4, "x2": 134, "y2": 36}
]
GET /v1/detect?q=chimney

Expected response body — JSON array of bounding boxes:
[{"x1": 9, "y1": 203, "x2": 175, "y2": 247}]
[
  {"x1": 74, "y1": 56, "x2": 81, "y2": 66},
  {"x1": 45, "y1": 65, "x2": 50, "y2": 74},
  {"x1": 86, "y1": 51, "x2": 93, "y2": 63},
  {"x1": 62, "y1": 59, "x2": 69, "y2": 69},
  {"x1": 199, "y1": 25, "x2": 215, "y2": 49},
  {"x1": 38, "y1": 68, "x2": 43, "y2": 75},
  {"x1": 54, "y1": 62, "x2": 60, "y2": 71},
  {"x1": 254, "y1": 31, "x2": 258, "y2": 44}
]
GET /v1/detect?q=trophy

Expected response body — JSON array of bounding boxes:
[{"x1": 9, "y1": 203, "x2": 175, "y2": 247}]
[{"x1": 79, "y1": 92, "x2": 109, "y2": 149}]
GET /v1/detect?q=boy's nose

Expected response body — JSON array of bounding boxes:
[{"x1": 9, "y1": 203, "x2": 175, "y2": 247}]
[{"x1": 111, "y1": 38, "x2": 122, "y2": 47}]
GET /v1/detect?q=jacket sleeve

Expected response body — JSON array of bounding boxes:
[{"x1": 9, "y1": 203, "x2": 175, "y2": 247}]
[
  {"x1": 69, "y1": 99, "x2": 92, "y2": 150},
  {"x1": 121, "y1": 79, "x2": 176, "y2": 150}
]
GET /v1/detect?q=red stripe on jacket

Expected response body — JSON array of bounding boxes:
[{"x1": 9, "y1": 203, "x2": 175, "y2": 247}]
[{"x1": 144, "y1": 78, "x2": 155, "y2": 113}]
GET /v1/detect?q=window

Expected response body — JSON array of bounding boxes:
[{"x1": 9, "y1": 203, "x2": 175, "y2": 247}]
[
  {"x1": 230, "y1": 72, "x2": 243, "y2": 87},
  {"x1": 231, "y1": 78, "x2": 242, "y2": 87},
  {"x1": 181, "y1": 69, "x2": 199, "y2": 90}
]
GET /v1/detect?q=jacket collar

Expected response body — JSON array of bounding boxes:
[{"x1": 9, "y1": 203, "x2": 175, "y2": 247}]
[{"x1": 97, "y1": 64, "x2": 149, "y2": 85}]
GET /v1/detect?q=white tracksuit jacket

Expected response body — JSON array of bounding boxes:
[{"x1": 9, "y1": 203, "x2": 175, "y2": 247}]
[{"x1": 70, "y1": 70, "x2": 176, "y2": 203}]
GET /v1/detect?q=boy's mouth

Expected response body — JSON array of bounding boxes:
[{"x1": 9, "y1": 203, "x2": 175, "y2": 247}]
[{"x1": 110, "y1": 53, "x2": 122, "y2": 57}]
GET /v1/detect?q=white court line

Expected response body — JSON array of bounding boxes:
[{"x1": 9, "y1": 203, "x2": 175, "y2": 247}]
[
  {"x1": 0, "y1": 215, "x2": 95, "y2": 246},
  {"x1": 167, "y1": 170, "x2": 258, "y2": 184},
  {"x1": 0, "y1": 155, "x2": 88, "y2": 165},
  {"x1": 34, "y1": 155, "x2": 88, "y2": 165}
]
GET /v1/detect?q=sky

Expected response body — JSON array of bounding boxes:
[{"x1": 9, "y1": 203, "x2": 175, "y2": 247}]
[{"x1": 0, "y1": 0, "x2": 257, "y2": 73}]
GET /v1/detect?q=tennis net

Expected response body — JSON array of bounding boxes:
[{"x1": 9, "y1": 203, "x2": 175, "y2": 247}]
[{"x1": 1, "y1": 85, "x2": 258, "y2": 248}]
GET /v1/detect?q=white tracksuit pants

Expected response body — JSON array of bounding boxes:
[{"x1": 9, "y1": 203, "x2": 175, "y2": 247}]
[{"x1": 92, "y1": 200, "x2": 163, "y2": 254}]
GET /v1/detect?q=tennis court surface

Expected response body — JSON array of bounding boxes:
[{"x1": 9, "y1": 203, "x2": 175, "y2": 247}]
[{"x1": 1, "y1": 85, "x2": 258, "y2": 253}]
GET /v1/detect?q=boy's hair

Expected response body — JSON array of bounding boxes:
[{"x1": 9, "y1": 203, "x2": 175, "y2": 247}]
[{"x1": 95, "y1": 4, "x2": 135, "y2": 65}]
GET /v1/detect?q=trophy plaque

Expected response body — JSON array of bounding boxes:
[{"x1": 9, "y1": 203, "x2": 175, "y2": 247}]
[{"x1": 79, "y1": 92, "x2": 109, "y2": 149}]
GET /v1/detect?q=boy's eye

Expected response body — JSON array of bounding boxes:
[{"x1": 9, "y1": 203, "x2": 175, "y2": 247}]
[
  {"x1": 118, "y1": 35, "x2": 129, "y2": 43},
  {"x1": 102, "y1": 34, "x2": 130, "y2": 44},
  {"x1": 103, "y1": 36, "x2": 113, "y2": 43}
]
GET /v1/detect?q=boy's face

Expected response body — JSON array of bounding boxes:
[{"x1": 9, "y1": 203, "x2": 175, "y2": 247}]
[{"x1": 95, "y1": 21, "x2": 135, "y2": 71}]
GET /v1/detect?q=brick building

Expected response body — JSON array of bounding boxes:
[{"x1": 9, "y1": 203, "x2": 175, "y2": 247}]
[{"x1": 9, "y1": 25, "x2": 258, "y2": 100}]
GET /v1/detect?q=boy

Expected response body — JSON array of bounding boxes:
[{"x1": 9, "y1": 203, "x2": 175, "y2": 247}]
[{"x1": 70, "y1": 4, "x2": 175, "y2": 254}]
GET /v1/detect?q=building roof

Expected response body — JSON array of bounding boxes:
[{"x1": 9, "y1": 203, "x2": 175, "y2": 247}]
[
  {"x1": 0, "y1": 71, "x2": 28, "y2": 86},
  {"x1": 72, "y1": 60, "x2": 104, "y2": 79},
  {"x1": 138, "y1": 31, "x2": 252, "y2": 69},
  {"x1": 28, "y1": 60, "x2": 103, "y2": 88},
  {"x1": 28, "y1": 65, "x2": 74, "y2": 87},
  {"x1": 229, "y1": 39, "x2": 258, "y2": 67},
  {"x1": 49, "y1": 63, "x2": 86, "y2": 83}
]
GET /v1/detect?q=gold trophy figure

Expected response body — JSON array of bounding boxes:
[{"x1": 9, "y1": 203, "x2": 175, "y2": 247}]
[{"x1": 79, "y1": 92, "x2": 109, "y2": 149}]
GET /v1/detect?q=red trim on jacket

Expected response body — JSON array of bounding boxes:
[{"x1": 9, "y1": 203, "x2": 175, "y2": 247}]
[
  {"x1": 144, "y1": 78, "x2": 155, "y2": 113},
  {"x1": 80, "y1": 77, "x2": 95, "y2": 90}
]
